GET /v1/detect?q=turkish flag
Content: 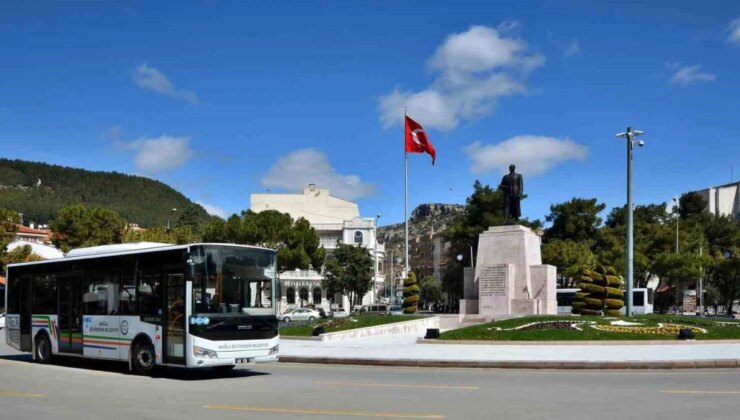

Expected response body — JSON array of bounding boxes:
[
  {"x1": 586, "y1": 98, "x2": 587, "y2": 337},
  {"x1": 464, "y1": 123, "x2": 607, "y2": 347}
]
[{"x1": 405, "y1": 115, "x2": 436, "y2": 165}]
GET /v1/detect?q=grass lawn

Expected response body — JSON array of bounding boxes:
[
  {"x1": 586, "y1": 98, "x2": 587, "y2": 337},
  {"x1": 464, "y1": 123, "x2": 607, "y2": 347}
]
[
  {"x1": 439, "y1": 314, "x2": 740, "y2": 341},
  {"x1": 280, "y1": 314, "x2": 422, "y2": 337}
]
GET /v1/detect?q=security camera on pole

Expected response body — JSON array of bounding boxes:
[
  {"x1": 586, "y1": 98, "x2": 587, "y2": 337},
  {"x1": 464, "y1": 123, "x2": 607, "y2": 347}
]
[{"x1": 615, "y1": 127, "x2": 646, "y2": 317}]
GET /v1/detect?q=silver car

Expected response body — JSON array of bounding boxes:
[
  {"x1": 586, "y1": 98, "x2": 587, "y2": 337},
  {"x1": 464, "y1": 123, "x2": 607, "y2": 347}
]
[{"x1": 279, "y1": 308, "x2": 321, "y2": 323}]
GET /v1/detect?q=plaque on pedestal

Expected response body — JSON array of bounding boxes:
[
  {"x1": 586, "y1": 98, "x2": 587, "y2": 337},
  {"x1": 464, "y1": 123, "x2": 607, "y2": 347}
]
[{"x1": 478, "y1": 264, "x2": 515, "y2": 316}]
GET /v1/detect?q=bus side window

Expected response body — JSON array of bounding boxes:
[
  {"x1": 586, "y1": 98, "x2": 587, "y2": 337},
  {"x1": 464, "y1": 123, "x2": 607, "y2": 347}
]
[
  {"x1": 32, "y1": 275, "x2": 57, "y2": 314},
  {"x1": 120, "y1": 273, "x2": 138, "y2": 315},
  {"x1": 138, "y1": 272, "x2": 161, "y2": 317},
  {"x1": 84, "y1": 274, "x2": 109, "y2": 316}
]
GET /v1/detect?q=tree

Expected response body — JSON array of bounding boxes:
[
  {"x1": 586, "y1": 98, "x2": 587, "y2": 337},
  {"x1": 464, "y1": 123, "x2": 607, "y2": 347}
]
[
  {"x1": 541, "y1": 239, "x2": 596, "y2": 286},
  {"x1": 322, "y1": 243, "x2": 373, "y2": 306},
  {"x1": 419, "y1": 275, "x2": 444, "y2": 307},
  {"x1": 0, "y1": 208, "x2": 20, "y2": 271},
  {"x1": 0, "y1": 244, "x2": 43, "y2": 266},
  {"x1": 651, "y1": 251, "x2": 705, "y2": 312},
  {"x1": 175, "y1": 204, "x2": 202, "y2": 231},
  {"x1": 678, "y1": 192, "x2": 707, "y2": 220},
  {"x1": 201, "y1": 210, "x2": 325, "y2": 273},
  {"x1": 51, "y1": 205, "x2": 126, "y2": 252},
  {"x1": 403, "y1": 271, "x2": 420, "y2": 314},
  {"x1": 597, "y1": 203, "x2": 674, "y2": 286},
  {"x1": 544, "y1": 198, "x2": 606, "y2": 244}
]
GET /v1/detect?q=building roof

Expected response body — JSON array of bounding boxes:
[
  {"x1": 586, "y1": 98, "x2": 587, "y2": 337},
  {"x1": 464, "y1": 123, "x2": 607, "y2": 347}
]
[
  {"x1": 7, "y1": 240, "x2": 65, "y2": 260},
  {"x1": 250, "y1": 185, "x2": 360, "y2": 224}
]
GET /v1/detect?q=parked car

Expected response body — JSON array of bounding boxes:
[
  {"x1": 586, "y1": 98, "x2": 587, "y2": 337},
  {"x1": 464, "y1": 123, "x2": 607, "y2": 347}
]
[
  {"x1": 305, "y1": 305, "x2": 328, "y2": 319},
  {"x1": 389, "y1": 305, "x2": 403, "y2": 315},
  {"x1": 279, "y1": 308, "x2": 321, "y2": 323},
  {"x1": 0, "y1": 312, "x2": 5, "y2": 329},
  {"x1": 331, "y1": 308, "x2": 348, "y2": 318},
  {"x1": 360, "y1": 304, "x2": 389, "y2": 315}
]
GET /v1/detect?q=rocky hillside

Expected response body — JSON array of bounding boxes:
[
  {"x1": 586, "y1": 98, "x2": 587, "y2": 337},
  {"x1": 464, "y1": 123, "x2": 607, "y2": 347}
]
[{"x1": 378, "y1": 203, "x2": 465, "y2": 257}]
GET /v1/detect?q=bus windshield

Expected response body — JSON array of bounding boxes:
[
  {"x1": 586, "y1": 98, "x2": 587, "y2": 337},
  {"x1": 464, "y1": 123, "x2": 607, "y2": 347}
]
[{"x1": 190, "y1": 245, "x2": 276, "y2": 316}]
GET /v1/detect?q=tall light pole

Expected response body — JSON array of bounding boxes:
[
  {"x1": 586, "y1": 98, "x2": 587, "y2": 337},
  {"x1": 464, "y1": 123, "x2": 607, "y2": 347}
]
[
  {"x1": 616, "y1": 127, "x2": 645, "y2": 317},
  {"x1": 167, "y1": 207, "x2": 178, "y2": 231},
  {"x1": 672, "y1": 197, "x2": 680, "y2": 253},
  {"x1": 373, "y1": 213, "x2": 381, "y2": 303}
]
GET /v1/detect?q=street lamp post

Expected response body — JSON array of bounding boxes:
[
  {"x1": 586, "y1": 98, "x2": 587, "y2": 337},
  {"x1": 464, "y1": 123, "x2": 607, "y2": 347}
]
[
  {"x1": 673, "y1": 197, "x2": 680, "y2": 254},
  {"x1": 373, "y1": 213, "x2": 381, "y2": 303},
  {"x1": 616, "y1": 127, "x2": 645, "y2": 317},
  {"x1": 167, "y1": 207, "x2": 178, "y2": 231}
]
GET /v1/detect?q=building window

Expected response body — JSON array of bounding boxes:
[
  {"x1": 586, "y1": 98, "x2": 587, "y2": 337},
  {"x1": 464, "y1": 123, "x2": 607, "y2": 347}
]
[
  {"x1": 299, "y1": 287, "x2": 309, "y2": 305},
  {"x1": 312, "y1": 287, "x2": 322, "y2": 304},
  {"x1": 286, "y1": 287, "x2": 295, "y2": 304},
  {"x1": 354, "y1": 231, "x2": 363, "y2": 244}
]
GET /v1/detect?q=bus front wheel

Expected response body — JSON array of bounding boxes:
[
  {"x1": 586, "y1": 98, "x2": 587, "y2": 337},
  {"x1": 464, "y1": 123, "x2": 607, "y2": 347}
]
[
  {"x1": 131, "y1": 341, "x2": 156, "y2": 375},
  {"x1": 35, "y1": 334, "x2": 52, "y2": 364}
]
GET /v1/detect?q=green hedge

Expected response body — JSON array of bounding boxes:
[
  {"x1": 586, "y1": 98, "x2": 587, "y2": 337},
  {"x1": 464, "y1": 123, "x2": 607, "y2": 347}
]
[
  {"x1": 575, "y1": 292, "x2": 589, "y2": 300},
  {"x1": 604, "y1": 309, "x2": 622, "y2": 317},
  {"x1": 605, "y1": 287, "x2": 624, "y2": 298}
]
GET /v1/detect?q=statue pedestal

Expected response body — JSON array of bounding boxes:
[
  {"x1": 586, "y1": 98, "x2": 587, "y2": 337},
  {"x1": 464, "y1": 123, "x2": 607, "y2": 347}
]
[{"x1": 461, "y1": 225, "x2": 557, "y2": 317}]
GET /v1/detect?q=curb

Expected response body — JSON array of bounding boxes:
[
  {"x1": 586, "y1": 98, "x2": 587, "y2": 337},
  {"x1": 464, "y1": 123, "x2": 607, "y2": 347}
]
[
  {"x1": 416, "y1": 338, "x2": 740, "y2": 346},
  {"x1": 278, "y1": 356, "x2": 740, "y2": 369}
]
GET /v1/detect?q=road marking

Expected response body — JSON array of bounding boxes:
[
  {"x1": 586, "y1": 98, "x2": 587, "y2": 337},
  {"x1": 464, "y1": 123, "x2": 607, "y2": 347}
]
[
  {"x1": 317, "y1": 381, "x2": 478, "y2": 390},
  {"x1": 272, "y1": 363, "x2": 740, "y2": 376},
  {"x1": 662, "y1": 390, "x2": 740, "y2": 395},
  {"x1": 204, "y1": 404, "x2": 443, "y2": 418},
  {"x1": 0, "y1": 390, "x2": 45, "y2": 398}
]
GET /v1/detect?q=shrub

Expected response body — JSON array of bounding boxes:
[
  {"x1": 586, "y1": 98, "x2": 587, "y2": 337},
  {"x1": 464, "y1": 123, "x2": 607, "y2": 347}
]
[
  {"x1": 604, "y1": 299, "x2": 624, "y2": 309},
  {"x1": 579, "y1": 283, "x2": 605, "y2": 295},
  {"x1": 575, "y1": 292, "x2": 589, "y2": 300},
  {"x1": 605, "y1": 275, "x2": 621, "y2": 287},
  {"x1": 604, "y1": 309, "x2": 622, "y2": 317},
  {"x1": 605, "y1": 287, "x2": 624, "y2": 298},
  {"x1": 402, "y1": 272, "x2": 420, "y2": 313},
  {"x1": 581, "y1": 308, "x2": 601, "y2": 316}
]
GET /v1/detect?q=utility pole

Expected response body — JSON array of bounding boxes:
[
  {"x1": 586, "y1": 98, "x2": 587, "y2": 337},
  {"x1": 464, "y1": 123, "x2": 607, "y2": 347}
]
[
  {"x1": 390, "y1": 250, "x2": 395, "y2": 305},
  {"x1": 616, "y1": 127, "x2": 645, "y2": 317},
  {"x1": 673, "y1": 197, "x2": 680, "y2": 254}
]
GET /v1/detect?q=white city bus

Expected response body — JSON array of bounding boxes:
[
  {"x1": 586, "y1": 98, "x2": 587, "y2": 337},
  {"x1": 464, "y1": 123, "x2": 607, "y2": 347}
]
[{"x1": 4, "y1": 243, "x2": 279, "y2": 374}]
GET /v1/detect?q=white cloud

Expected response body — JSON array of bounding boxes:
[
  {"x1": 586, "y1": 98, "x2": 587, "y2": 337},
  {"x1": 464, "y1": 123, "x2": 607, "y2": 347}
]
[
  {"x1": 261, "y1": 148, "x2": 375, "y2": 200},
  {"x1": 563, "y1": 41, "x2": 580, "y2": 57},
  {"x1": 465, "y1": 135, "x2": 588, "y2": 176},
  {"x1": 669, "y1": 64, "x2": 716, "y2": 86},
  {"x1": 378, "y1": 24, "x2": 544, "y2": 131},
  {"x1": 121, "y1": 135, "x2": 195, "y2": 173},
  {"x1": 727, "y1": 17, "x2": 740, "y2": 46},
  {"x1": 133, "y1": 64, "x2": 198, "y2": 104},
  {"x1": 196, "y1": 201, "x2": 229, "y2": 219}
]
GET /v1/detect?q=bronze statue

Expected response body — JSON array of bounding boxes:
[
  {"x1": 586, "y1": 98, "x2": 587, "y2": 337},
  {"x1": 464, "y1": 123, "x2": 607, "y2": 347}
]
[{"x1": 499, "y1": 164, "x2": 523, "y2": 222}]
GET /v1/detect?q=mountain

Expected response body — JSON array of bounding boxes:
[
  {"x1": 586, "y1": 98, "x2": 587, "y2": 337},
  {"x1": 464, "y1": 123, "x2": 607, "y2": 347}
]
[
  {"x1": 0, "y1": 158, "x2": 217, "y2": 227},
  {"x1": 378, "y1": 203, "x2": 465, "y2": 258}
]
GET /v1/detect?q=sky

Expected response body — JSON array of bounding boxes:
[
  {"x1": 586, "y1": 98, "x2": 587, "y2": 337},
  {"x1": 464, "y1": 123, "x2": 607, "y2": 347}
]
[{"x1": 2, "y1": 1, "x2": 740, "y2": 226}]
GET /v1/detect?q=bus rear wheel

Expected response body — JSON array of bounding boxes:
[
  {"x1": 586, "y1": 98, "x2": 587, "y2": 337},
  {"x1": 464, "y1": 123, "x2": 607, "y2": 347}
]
[
  {"x1": 131, "y1": 341, "x2": 156, "y2": 375},
  {"x1": 35, "y1": 334, "x2": 52, "y2": 364}
]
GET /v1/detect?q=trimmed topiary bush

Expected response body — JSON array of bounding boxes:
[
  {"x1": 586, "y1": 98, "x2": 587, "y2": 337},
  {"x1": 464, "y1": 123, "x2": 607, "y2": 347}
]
[
  {"x1": 604, "y1": 299, "x2": 624, "y2": 309},
  {"x1": 402, "y1": 272, "x2": 420, "y2": 314},
  {"x1": 571, "y1": 265, "x2": 625, "y2": 317}
]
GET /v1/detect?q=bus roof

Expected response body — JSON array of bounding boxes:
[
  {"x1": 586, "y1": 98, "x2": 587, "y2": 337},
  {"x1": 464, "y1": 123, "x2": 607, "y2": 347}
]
[{"x1": 6, "y1": 242, "x2": 275, "y2": 269}]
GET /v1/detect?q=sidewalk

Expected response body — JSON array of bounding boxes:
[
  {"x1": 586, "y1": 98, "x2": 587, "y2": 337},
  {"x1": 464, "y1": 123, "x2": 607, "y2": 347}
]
[{"x1": 280, "y1": 332, "x2": 740, "y2": 369}]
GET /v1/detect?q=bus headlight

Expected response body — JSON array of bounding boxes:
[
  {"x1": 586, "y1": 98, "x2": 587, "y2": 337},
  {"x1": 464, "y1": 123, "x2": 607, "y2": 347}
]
[
  {"x1": 193, "y1": 346, "x2": 218, "y2": 358},
  {"x1": 269, "y1": 344, "x2": 279, "y2": 355}
]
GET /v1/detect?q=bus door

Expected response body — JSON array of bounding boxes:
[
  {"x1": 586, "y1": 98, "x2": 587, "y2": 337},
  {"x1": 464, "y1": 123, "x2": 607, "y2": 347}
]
[
  {"x1": 18, "y1": 276, "x2": 33, "y2": 352},
  {"x1": 58, "y1": 274, "x2": 83, "y2": 354},
  {"x1": 162, "y1": 268, "x2": 186, "y2": 365}
]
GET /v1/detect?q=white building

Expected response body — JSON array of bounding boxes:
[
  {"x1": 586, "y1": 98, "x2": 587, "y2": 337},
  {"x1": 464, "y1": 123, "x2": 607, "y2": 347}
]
[
  {"x1": 695, "y1": 181, "x2": 740, "y2": 221},
  {"x1": 250, "y1": 184, "x2": 385, "y2": 312}
]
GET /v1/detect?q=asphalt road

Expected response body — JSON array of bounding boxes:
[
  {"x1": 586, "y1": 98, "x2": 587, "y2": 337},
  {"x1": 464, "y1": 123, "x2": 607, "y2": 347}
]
[{"x1": 1, "y1": 340, "x2": 740, "y2": 419}]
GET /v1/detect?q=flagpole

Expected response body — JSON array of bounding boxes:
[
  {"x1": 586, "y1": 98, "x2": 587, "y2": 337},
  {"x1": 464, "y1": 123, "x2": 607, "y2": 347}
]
[{"x1": 404, "y1": 110, "x2": 409, "y2": 282}]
